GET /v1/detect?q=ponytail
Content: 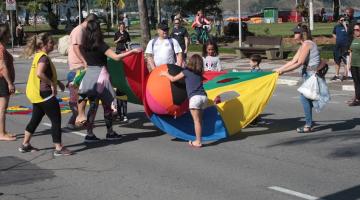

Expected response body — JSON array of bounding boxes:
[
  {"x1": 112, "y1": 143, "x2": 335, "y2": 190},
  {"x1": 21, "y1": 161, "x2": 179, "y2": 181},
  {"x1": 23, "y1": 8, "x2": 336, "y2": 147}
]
[{"x1": 23, "y1": 32, "x2": 54, "y2": 58}]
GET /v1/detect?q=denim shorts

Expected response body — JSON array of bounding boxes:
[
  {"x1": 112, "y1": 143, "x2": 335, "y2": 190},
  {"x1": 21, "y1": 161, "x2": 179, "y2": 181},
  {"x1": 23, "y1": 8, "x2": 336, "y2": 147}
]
[{"x1": 189, "y1": 95, "x2": 208, "y2": 109}]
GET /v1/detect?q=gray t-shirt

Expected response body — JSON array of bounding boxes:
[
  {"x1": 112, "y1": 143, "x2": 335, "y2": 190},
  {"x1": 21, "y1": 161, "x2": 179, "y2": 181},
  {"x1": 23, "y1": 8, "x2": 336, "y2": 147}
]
[
  {"x1": 203, "y1": 56, "x2": 222, "y2": 71},
  {"x1": 182, "y1": 69, "x2": 206, "y2": 98}
]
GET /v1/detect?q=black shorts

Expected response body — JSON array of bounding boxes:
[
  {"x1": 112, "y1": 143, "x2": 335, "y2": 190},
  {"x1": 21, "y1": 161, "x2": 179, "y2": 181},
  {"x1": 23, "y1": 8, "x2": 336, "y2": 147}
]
[
  {"x1": 334, "y1": 45, "x2": 348, "y2": 65},
  {"x1": 0, "y1": 77, "x2": 10, "y2": 97}
]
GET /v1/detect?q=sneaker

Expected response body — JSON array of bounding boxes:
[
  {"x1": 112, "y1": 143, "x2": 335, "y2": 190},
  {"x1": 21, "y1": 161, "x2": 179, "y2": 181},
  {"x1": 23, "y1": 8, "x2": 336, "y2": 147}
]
[
  {"x1": 54, "y1": 147, "x2": 73, "y2": 156},
  {"x1": 106, "y1": 131, "x2": 123, "y2": 140},
  {"x1": 84, "y1": 134, "x2": 101, "y2": 143},
  {"x1": 18, "y1": 144, "x2": 39, "y2": 153},
  {"x1": 122, "y1": 116, "x2": 128, "y2": 122},
  {"x1": 330, "y1": 75, "x2": 340, "y2": 81}
]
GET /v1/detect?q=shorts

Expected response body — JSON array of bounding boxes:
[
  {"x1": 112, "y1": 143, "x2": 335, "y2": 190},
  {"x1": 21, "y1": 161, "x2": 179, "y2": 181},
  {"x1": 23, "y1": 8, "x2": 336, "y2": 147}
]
[
  {"x1": 0, "y1": 77, "x2": 10, "y2": 97},
  {"x1": 334, "y1": 45, "x2": 348, "y2": 65},
  {"x1": 189, "y1": 95, "x2": 208, "y2": 110}
]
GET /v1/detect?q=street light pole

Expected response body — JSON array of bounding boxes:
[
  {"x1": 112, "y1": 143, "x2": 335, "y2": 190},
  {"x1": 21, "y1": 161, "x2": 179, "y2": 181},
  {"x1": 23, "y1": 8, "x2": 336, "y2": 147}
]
[
  {"x1": 238, "y1": 0, "x2": 242, "y2": 47},
  {"x1": 309, "y1": 0, "x2": 314, "y2": 31},
  {"x1": 78, "y1": 0, "x2": 81, "y2": 25}
]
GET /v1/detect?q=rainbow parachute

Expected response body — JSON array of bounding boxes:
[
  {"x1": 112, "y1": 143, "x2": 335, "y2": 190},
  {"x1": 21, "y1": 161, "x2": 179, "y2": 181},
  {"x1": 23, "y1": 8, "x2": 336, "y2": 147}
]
[{"x1": 108, "y1": 53, "x2": 278, "y2": 141}]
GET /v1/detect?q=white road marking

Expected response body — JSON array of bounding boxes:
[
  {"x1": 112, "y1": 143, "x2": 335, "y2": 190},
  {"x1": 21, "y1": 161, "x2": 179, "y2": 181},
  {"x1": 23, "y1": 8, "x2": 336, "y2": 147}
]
[
  {"x1": 42, "y1": 123, "x2": 87, "y2": 137},
  {"x1": 268, "y1": 186, "x2": 324, "y2": 200}
]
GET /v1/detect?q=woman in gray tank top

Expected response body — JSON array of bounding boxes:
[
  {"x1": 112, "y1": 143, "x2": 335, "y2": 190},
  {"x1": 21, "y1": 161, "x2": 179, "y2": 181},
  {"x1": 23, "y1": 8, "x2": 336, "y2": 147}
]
[{"x1": 274, "y1": 24, "x2": 329, "y2": 133}]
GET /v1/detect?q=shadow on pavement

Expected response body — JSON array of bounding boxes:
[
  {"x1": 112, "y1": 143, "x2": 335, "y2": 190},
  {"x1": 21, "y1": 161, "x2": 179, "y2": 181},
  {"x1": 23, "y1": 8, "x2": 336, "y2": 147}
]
[{"x1": 320, "y1": 185, "x2": 360, "y2": 200}]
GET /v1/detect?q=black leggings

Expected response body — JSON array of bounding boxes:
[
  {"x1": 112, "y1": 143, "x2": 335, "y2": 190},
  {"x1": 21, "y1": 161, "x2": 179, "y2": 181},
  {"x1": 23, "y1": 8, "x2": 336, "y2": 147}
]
[
  {"x1": 351, "y1": 66, "x2": 360, "y2": 100},
  {"x1": 25, "y1": 96, "x2": 62, "y2": 143}
]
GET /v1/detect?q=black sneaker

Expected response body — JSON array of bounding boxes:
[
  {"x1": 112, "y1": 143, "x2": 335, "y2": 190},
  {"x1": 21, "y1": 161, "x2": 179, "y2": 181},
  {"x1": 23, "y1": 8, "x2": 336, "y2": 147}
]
[
  {"x1": 84, "y1": 134, "x2": 101, "y2": 143},
  {"x1": 106, "y1": 131, "x2": 123, "y2": 140},
  {"x1": 330, "y1": 75, "x2": 340, "y2": 81},
  {"x1": 18, "y1": 144, "x2": 39, "y2": 153}
]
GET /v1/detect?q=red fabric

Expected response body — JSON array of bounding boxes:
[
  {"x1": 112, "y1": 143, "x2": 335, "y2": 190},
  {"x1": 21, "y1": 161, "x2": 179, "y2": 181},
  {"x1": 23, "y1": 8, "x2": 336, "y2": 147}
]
[
  {"x1": 121, "y1": 53, "x2": 149, "y2": 101},
  {"x1": 203, "y1": 71, "x2": 227, "y2": 83}
]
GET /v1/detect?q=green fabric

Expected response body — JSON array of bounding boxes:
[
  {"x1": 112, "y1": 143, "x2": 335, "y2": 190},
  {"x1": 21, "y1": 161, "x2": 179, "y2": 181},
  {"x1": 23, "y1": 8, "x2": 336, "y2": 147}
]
[
  {"x1": 351, "y1": 38, "x2": 360, "y2": 67},
  {"x1": 107, "y1": 58, "x2": 142, "y2": 104},
  {"x1": 204, "y1": 71, "x2": 273, "y2": 90},
  {"x1": 73, "y1": 70, "x2": 86, "y2": 87}
]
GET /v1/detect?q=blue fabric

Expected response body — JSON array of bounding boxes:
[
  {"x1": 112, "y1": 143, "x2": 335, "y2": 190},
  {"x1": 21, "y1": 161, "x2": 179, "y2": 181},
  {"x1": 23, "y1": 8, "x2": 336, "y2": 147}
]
[
  {"x1": 149, "y1": 106, "x2": 228, "y2": 141},
  {"x1": 182, "y1": 68, "x2": 206, "y2": 98},
  {"x1": 300, "y1": 93, "x2": 313, "y2": 127},
  {"x1": 333, "y1": 24, "x2": 350, "y2": 46}
]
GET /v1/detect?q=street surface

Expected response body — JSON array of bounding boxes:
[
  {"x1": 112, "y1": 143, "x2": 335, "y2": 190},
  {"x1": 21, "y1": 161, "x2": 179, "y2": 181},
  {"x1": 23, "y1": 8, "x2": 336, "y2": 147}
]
[{"x1": 0, "y1": 58, "x2": 360, "y2": 200}]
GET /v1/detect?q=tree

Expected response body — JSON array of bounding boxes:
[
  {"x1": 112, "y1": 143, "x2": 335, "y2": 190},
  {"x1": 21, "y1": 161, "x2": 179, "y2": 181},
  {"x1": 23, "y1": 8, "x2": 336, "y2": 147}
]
[
  {"x1": 138, "y1": 0, "x2": 151, "y2": 47},
  {"x1": 27, "y1": 1, "x2": 42, "y2": 32},
  {"x1": 333, "y1": 0, "x2": 340, "y2": 21}
]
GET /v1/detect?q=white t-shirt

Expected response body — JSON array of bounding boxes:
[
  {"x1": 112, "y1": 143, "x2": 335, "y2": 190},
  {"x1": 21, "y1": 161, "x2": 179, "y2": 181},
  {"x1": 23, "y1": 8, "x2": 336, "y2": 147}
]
[
  {"x1": 203, "y1": 56, "x2": 222, "y2": 71},
  {"x1": 145, "y1": 38, "x2": 182, "y2": 67}
]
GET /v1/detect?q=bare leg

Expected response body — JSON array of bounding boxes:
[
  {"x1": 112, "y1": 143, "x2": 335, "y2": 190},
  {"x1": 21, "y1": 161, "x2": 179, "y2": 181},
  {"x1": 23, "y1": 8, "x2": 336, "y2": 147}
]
[
  {"x1": 76, "y1": 99, "x2": 87, "y2": 123},
  {"x1": 189, "y1": 109, "x2": 203, "y2": 146},
  {"x1": 0, "y1": 96, "x2": 15, "y2": 141}
]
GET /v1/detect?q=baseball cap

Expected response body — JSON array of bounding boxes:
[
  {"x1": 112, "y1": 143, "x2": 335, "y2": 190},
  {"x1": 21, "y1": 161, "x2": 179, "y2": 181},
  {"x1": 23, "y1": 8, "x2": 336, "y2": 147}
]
[
  {"x1": 292, "y1": 26, "x2": 304, "y2": 33},
  {"x1": 157, "y1": 22, "x2": 169, "y2": 31}
]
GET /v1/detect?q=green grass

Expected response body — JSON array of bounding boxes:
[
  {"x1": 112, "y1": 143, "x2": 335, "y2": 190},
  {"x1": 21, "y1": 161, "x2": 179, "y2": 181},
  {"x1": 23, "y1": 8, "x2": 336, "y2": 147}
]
[{"x1": 248, "y1": 22, "x2": 336, "y2": 37}]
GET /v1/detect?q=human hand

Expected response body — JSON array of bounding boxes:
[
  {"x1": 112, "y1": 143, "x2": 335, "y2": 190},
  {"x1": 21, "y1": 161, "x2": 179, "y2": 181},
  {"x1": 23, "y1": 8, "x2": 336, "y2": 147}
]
[
  {"x1": 159, "y1": 71, "x2": 168, "y2": 77},
  {"x1": 51, "y1": 82, "x2": 57, "y2": 96},
  {"x1": 8, "y1": 83, "x2": 15, "y2": 94},
  {"x1": 58, "y1": 81, "x2": 65, "y2": 92},
  {"x1": 273, "y1": 68, "x2": 283, "y2": 75},
  {"x1": 132, "y1": 48, "x2": 143, "y2": 53}
]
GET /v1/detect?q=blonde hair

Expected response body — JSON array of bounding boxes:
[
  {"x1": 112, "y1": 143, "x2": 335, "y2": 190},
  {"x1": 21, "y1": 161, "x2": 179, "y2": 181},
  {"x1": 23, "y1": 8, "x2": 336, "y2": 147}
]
[{"x1": 23, "y1": 32, "x2": 55, "y2": 58}]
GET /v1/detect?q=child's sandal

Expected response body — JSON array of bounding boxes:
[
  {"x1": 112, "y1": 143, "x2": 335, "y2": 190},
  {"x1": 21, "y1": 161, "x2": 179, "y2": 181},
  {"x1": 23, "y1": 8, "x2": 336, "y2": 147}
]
[{"x1": 296, "y1": 126, "x2": 313, "y2": 133}]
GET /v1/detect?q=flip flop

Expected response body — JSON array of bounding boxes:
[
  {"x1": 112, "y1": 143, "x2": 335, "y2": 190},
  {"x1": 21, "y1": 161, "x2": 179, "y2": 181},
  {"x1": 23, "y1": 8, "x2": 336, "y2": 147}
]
[
  {"x1": 188, "y1": 141, "x2": 202, "y2": 148},
  {"x1": 5, "y1": 132, "x2": 16, "y2": 137},
  {"x1": 75, "y1": 120, "x2": 87, "y2": 127},
  {"x1": 0, "y1": 134, "x2": 17, "y2": 141}
]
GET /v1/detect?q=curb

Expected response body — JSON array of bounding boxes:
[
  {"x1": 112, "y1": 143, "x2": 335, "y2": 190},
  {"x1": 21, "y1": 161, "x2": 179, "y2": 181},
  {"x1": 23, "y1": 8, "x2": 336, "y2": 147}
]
[
  {"x1": 342, "y1": 85, "x2": 355, "y2": 91},
  {"x1": 277, "y1": 78, "x2": 299, "y2": 86}
]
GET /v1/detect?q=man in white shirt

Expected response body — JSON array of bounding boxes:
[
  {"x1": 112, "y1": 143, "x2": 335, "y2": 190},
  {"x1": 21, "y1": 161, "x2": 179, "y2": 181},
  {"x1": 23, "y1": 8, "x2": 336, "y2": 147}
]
[{"x1": 145, "y1": 22, "x2": 183, "y2": 71}]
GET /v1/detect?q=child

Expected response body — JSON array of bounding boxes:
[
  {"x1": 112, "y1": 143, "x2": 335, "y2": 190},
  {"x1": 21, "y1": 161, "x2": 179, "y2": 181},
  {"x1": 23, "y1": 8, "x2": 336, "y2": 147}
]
[
  {"x1": 249, "y1": 54, "x2": 262, "y2": 72},
  {"x1": 248, "y1": 54, "x2": 268, "y2": 126},
  {"x1": 160, "y1": 54, "x2": 208, "y2": 148},
  {"x1": 112, "y1": 88, "x2": 128, "y2": 122},
  {"x1": 202, "y1": 40, "x2": 222, "y2": 72}
]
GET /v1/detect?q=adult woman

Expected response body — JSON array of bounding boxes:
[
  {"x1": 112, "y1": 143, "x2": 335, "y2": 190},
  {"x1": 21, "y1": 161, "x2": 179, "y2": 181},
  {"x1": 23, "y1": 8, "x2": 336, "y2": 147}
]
[
  {"x1": 192, "y1": 10, "x2": 210, "y2": 44},
  {"x1": 114, "y1": 22, "x2": 131, "y2": 54},
  {"x1": 348, "y1": 23, "x2": 360, "y2": 106},
  {"x1": 0, "y1": 24, "x2": 16, "y2": 141},
  {"x1": 274, "y1": 24, "x2": 327, "y2": 133},
  {"x1": 19, "y1": 33, "x2": 72, "y2": 156},
  {"x1": 79, "y1": 20, "x2": 141, "y2": 143}
]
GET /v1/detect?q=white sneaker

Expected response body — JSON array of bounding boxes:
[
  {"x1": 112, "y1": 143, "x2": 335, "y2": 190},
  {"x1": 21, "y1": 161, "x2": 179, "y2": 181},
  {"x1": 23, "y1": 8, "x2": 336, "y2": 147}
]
[{"x1": 122, "y1": 116, "x2": 128, "y2": 122}]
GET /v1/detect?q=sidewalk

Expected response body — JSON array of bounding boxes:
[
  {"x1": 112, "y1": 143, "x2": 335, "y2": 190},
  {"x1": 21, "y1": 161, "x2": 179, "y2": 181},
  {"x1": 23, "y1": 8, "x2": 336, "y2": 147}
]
[{"x1": 10, "y1": 47, "x2": 355, "y2": 92}]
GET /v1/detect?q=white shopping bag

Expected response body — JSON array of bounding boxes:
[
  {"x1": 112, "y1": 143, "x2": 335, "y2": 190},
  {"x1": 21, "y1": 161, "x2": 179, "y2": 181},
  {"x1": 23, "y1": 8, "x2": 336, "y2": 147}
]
[{"x1": 297, "y1": 74, "x2": 320, "y2": 100}]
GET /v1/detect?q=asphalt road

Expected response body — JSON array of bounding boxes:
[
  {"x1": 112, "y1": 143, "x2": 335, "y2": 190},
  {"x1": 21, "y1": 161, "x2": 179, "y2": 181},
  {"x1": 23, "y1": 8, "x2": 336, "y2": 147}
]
[{"x1": 0, "y1": 58, "x2": 360, "y2": 200}]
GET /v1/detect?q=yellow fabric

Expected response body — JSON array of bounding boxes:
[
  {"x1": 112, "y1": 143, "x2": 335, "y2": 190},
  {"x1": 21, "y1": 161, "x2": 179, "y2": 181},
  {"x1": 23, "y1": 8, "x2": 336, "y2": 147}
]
[
  {"x1": 26, "y1": 51, "x2": 58, "y2": 103},
  {"x1": 206, "y1": 73, "x2": 278, "y2": 135}
]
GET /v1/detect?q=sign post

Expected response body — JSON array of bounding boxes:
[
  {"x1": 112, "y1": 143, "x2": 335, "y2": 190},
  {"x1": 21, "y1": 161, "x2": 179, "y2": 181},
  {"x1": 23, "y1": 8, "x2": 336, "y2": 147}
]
[
  {"x1": 238, "y1": 0, "x2": 242, "y2": 47},
  {"x1": 6, "y1": 0, "x2": 16, "y2": 52}
]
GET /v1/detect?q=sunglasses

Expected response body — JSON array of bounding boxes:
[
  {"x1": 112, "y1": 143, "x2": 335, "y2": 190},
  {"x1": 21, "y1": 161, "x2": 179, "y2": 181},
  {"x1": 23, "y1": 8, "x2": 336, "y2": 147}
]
[{"x1": 354, "y1": 29, "x2": 360, "y2": 32}]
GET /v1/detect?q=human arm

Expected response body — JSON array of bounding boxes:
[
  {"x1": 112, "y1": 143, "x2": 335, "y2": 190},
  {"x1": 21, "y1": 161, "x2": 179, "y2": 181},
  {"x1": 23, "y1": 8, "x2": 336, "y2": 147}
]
[
  {"x1": 159, "y1": 71, "x2": 185, "y2": 82},
  {"x1": 36, "y1": 58, "x2": 57, "y2": 96},
  {"x1": 105, "y1": 48, "x2": 142, "y2": 61},
  {"x1": 0, "y1": 59, "x2": 15, "y2": 94},
  {"x1": 274, "y1": 43, "x2": 311, "y2": 75},
  {"x1": 184, "y1": 29, "x2": 189, "y2": 53},
  {"x1": 57, "y1": 80, "x2": 65, "y2": 92},
  {"x1": 73, "y1": 44, "x2": 88, "y2": 68},
  {"x1": 145, "y1": 40, "x2": 156, "y2": 70}
]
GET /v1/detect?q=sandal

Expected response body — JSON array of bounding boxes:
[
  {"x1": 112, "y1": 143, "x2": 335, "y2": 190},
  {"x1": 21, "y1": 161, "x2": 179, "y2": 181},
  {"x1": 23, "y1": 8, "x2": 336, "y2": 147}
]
[
  {"x1": 75, "y1": 120, "x2": 87, "y2": 127},
  {"x1": 0, "y1": 133, "x2": 16, "y2": 141},
  {"x1": 296, "y1": 126, "x2": 313, "y2": 133},
  {"x1": 188, "y1": 141, "x2": 202, "y2": 148},
  {"x1": 348, "y1": 99, "x2": 360, "y2": 106}
]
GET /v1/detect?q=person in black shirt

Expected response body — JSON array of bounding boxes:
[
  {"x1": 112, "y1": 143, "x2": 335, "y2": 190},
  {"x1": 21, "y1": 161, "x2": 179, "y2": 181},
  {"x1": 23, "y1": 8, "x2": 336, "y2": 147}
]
[
  {"x1": 171, "y1": 18, "x2": 189, "y2": 64},
  {"x1": 114, "y1": 22, "x2": 131, "y2": 54}
]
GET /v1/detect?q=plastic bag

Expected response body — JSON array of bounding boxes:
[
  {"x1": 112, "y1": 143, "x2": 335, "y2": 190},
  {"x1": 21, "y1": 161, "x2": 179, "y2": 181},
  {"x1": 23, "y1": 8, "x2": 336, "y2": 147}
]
[{"x1": 297, "y1": 74, "x2": 320, "y2": 100}]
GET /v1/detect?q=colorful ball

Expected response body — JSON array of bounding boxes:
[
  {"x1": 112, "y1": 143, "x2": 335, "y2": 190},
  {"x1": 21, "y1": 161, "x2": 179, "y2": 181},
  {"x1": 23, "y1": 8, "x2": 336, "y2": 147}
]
[{"x1": 145, "y1": 64, "x2": 189, "y2": 117}]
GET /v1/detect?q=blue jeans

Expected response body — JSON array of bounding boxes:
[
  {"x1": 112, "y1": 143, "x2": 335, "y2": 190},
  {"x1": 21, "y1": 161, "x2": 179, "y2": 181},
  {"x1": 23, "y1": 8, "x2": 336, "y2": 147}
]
[
  {"x1": 300, "y1": 72, "x2": 314, "y2": 127},
  {"x1": 300, "y1": 94, "x2": 313, "y2": 127}
]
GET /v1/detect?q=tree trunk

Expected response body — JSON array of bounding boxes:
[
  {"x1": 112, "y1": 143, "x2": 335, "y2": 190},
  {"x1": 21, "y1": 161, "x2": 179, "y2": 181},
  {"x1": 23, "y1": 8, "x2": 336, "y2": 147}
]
[
  {"x1": 137, "y1": 0, "x2": 151, "y2": 47},
  {"x1": 156, "y1": 0, "x2": 160, "y2": 24},
  {"x1": 333, "y1": 0, "x2": 340, "y2": 21}
]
